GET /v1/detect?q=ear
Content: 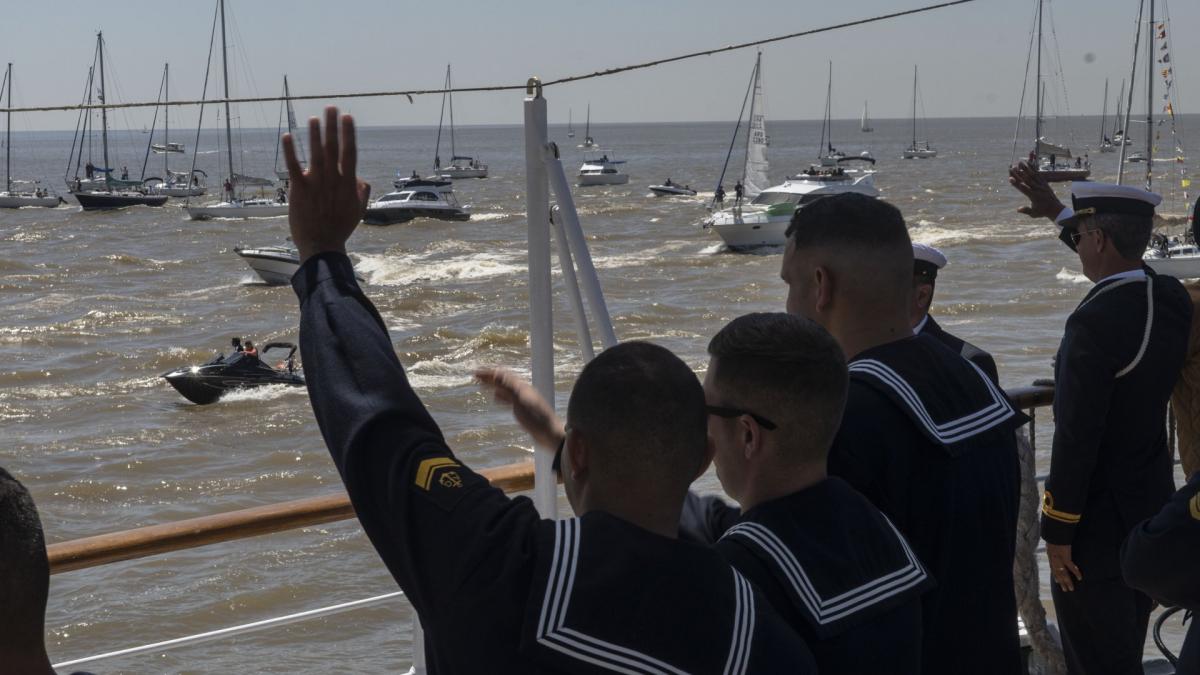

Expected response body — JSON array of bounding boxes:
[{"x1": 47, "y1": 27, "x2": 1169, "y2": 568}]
[
  {"x1": 566, "y1": 428, "x2": 588, "y2": 482},
  {"x1": 740, "y1": 416, "x2": 765, "y2": 461},
  {"x1": 814, "y1": 265, "x2": 834, "y2": 313}
]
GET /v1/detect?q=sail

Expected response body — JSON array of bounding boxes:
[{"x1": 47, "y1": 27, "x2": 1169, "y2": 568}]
[
  {"x1": 1035, "y1": 139, "x2": 1073, "y2": 160},
  {"x1": 742, "y1": 56, "x2": 769, "y2": 197}
]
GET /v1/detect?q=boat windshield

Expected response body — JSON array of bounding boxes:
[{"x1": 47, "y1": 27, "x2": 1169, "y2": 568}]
[{"x1": 379, "y1": 192, "x2": 413, "y2": 203}]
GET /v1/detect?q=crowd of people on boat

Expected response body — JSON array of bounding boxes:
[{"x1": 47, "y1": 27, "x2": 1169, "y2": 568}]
[{"x1": 4, "y1": 108, "x2": 1200, "y2": 673}]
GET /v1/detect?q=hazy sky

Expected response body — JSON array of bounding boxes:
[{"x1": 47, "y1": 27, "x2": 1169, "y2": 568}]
[{"x1": 2, "y1": 0, "x2": 1196, "y2": 131}]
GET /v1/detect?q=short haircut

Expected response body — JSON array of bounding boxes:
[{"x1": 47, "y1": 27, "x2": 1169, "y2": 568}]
[
  {"x1": 0, "y1": 467, "x2": 50, "y2": 648},
  {"x1": 785, "y1": 193, "x2": 911, "y2": 254},
  {"x1": 566, "y1": 342, "x2": 707, "y2": 490},
  {"x1": 1091, "y1": 212, "x2": 1153, "y2": 260},
  {"x1": 707, "y1": 313, "x2": 848, "y2": 464}
]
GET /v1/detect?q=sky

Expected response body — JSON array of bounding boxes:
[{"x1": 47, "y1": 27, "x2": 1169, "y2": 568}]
[{"x1": 2, "y1": 0, "x2": 1196, "y2": 131}]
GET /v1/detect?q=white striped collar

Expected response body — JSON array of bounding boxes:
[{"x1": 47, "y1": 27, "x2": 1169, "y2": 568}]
[
  {"x1": 1097, "y1": 268, "x2": 1146, "y2": 285},
  {"x1": 537, "y1": 518, "x2": 756, "y2": 675}
]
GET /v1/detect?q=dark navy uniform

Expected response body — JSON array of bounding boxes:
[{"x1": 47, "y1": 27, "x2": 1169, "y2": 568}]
[
  {"x1": 918, "y1": 314, "x2": 1001, "y2": 386},
  {"x1": 1122, "y1": 472, "x2": 1200, "y2": 673},
  {"x1": 292, "y1": 252, "x2": 816, "y2": 674},
  {"x1": 829, "y1": 334, "x2": 1026, "y2": 675},
  {"x1": 688, "y1": 479, "x2": 933, "y2": 674},
  {"x1": 1042, "y1": 265, "x2": 1191, "y2": 674}
]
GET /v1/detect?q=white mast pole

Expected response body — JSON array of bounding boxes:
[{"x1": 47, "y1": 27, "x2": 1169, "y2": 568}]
[{"x1": 524, "y1": 78, "x2": 558, "y2": 518}]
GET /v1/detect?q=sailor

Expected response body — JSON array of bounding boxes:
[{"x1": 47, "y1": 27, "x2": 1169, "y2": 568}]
[
  {"x1": 780, "y1": 193, "x2": 1026, "y2": 675},
  {"x1": 285, "y1": 107, "x2": 816, "y2": 673},
  {"x1": 665, "y1": 177, "x2": 673, "y2": 186},
  {"x1": 714, "y1": 185, "x2": 726, "y2": 205},
  {"x1": 1008, "y1": 169, "x2": 1192, "y2": 674},
  {"x1": 910, "y1": 241, "x2": 1000, "y2": 385},
  {"x1": 121, "y1": 166, "x2": 128, "y2": 180},
  {"x1": 84, "y1": 161, "x2": 94, "y2": 179},
  {"x1": 1121, "y1": 472, "x2": 1200, "y2": 672},
  {"x1": 734, "y1": 180, "x2": 744, "y2": 204}
]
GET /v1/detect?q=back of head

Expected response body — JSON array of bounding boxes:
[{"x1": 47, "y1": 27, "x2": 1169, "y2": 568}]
[
  {"x1": 567, "y1": 341, "x2": 707, "y2": 495},
  {"x1": 785, "y1": 194, "x2": 913, "y2": 303},
  {"x1": 707, "y1": 313, "x2": 848, "y2": 464},
  {"x1": 0, "y1": 467, "x2": 50, "y2": 650},
  {"x1": 1093, "y1": 212, "x2": 1153, "y2": 260}
]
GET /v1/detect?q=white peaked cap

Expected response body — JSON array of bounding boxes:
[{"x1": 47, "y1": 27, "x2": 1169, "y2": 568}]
[{"x1": 912, "y1": 242, "x2": 947, "y2": 270}]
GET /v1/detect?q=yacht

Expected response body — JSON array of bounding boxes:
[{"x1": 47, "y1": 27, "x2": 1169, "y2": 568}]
[
  {"x1": 578, "y1": 152, "x2": 629, "y2": 186},
  {"x1": 235, "y1": 245, "x2": 302, "y2": 285},
  {"x1": 902, "y1": 66, "x2": 938, "y2": 159},
  {"x1": 363, "y1": 188, "x2": 470, "y2": 225},
  {"x1": 187, "y1": 196, "x2": 288, "y2": 220}
]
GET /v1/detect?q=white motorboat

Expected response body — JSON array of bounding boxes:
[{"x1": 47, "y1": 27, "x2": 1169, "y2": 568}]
[
  {"x1": 186, "y1": 197, "x2": 288, "y2": 220},
  {"x1": 1127, "y1": 152, "x2": 1148, "y2": 163},
  {"x1": 902, "y1": 66, "x2": 938, "y2": 159},
  {"x1": 363, "y1": 188, "x2": 470, "y2": 225},
  {"x1": 151, "y1": 142, "x2": 184, "y2": 154},
  {"x1": 648, "y1": 181, "x2": 697, "y2": 197},
  {"x1": 707, "y1": 164, "x2": 879, "y2": 249},
  {"x1": 0, "y1": 185, "x2": 61, "y2": 208},
  {"x1": 578, "y1": 153, "x2": 629, "y2": 186},
  {"x1": 235, "y1": 245, "x2": 301, "y2": 285},
  {"x1": 430, "y1": 65, "x2": 488, "y2": 180},
  {"x1": 1145, "y1": 243, "x2": 1200, "y2": 280}
]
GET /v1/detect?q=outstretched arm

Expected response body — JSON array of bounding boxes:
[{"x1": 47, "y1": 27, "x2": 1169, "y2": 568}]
[
  {"x1": 475, "y1": 367, "x2": 565, "y2": 452},
  {"x1": 1008, "y1": 161, "x2": 1068, "y2": 222}
]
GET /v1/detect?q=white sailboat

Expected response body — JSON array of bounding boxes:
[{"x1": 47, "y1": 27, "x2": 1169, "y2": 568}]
[
  {"x1": 902, "y1": 66, "x2": 937, "y2": 159},
  {"x1": 1023, "y1": 0, "x2": 1089, "y2": 181},
  {"x1": 1097, "y1": 78, "x2": 1116, "y2": 153},
  {"x1": 434, "y1": 65, "x2": 488, "y2": 180},
  {"x1": 0, "y1": 63, "x2": 60, "y2": 208},
  {"x1": 186, "y1": 0, "x2": 287, "y2": 220},
  {"x1": 707, "y1": 53, "x2": 877, "y2": 249},
  {"x1": 274, "y1": 76, "x2": 305, "y2": 182},
  {"x1": 567, "y1": 108, "x2": 575, "y2": 139},
  {"x1": 577, "y1": 104, "x2": 599, "y2": 151},
  {"x1": 860, "y1": 101, "x2": 874, "y2": 133},
  {"x1": 145, "y1": 63, "x2": 207, "y2": 197}
]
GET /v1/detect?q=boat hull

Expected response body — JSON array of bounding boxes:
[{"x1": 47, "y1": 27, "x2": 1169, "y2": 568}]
[
  {"x1": 1145, "y1": 255, "x2": 1200, "y2": 280},
  {"x1": 649, "y1": 186, "x2": 697, "y2": 197},
  {"x1": 73, "y1": 191, "x2": 169, "y2": 209},
  {"x1": 438, "y1": 167, "x2": 488, "y2": 179},
  {"x1": 153, "y1": 185, "x2": 208, "y2": 197},
  {"x1": 235, "y1": 247, "x2": 300, "y2": 285},
  {"x1": 1038, "y1": 168, "x2": 1091, "y2": 182},
  {"x1": 578, "y1": 173, "x2": 630, "y2": 186},
  {"x1": 162, "y1": 369, "x2": 305, "y2": 405},
  {"x1": 186, "y1": 202, "x2": 289, "y2": 220},
  {"x1": 902, "y1": 149, "x2": 938, "y2": 159},
  {"x1": 0, "y1": 193, "x2": 61, "y2": 208},
  {"x1": 363, "y1": 205, "x2": 471, "y2": 225}
]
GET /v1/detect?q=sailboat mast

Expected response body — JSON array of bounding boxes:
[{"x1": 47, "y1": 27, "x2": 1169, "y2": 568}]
[
  {"x1": 219, "y1": 0, "x2": 235, "y2": 193},
  {"x1": 5, "y1": 63, "x2": 11, "y2": 194},
  {"x1": 448, "y1": 65, "x2": 456, "y2": 160},
  {"x1": 1100, "y1": 78, "x2": 1108, "y2": 144},
  {"x1": 164, "y1": 63, "x2": 170, "y2": 175},
  {"x1": 434, "y1": 65, "x2": 448, "y2": 170},
  {"x1": 1034, "y1": 0, "x2": 1042, "y2": 150},
  {"x1": 825, "y1": 61, "x2": 833, "y2": 153},
  {"x1": 98, "y1": 32, "x2": 110, "y2": 179},
  {"x1": 912, "y1": 66, "x2": 919, "y2": 147},
  {"x1": 1144, "y1": 0, "x2": 1154, "y2": 189},
  {"x1": 742, "y1": 52, "x2": 760, "y2": 183},
  {"x1": 585, "y1": 104, "x2": 590, "y2": 141}
]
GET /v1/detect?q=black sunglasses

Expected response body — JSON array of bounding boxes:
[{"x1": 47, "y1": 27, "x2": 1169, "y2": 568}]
[{"x1": 705, "y1": 404, "x2": 777, "y2": 430}]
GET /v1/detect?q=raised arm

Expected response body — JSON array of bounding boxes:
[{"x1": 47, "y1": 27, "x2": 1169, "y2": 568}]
[{"x1": 286, "y1": 108, "x2": 539, "y2": 626}]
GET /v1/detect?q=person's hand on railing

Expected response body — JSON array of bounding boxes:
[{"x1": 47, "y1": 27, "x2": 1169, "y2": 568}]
[
  {"x1": 475, "y1": 367, "x2": 565, "y2": 452},
  {"x1": 1008, "y1": 161, "x2": 1066, "y2": 222},
  {"x1": 283, "y1": 106, "x2": 371, "y2": 263}
]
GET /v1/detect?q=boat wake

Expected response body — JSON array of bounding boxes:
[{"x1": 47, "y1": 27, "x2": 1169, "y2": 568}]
[
  {"x1": 1055, "y1": 267, "x2": 1090, "y2": 285},
  {"x1": 353, "y1": 249, "x2": 525, "y2": 286},
  {"x1": 218, "y1": 383, "x2": 305, "y2": 404}
]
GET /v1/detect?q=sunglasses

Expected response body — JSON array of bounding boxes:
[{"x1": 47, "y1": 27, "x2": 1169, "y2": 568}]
[
  {"x1": 1069, "y1": 227, "x2": 1101, "y2": 248},
  {"x1": 705, "y1": 404, "x2": 778, "y2": 430}
]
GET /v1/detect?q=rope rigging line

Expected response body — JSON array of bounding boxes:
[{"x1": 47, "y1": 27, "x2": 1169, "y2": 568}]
[{"x1": 2, "y1": 0, "x2": 976, "y2": 115}]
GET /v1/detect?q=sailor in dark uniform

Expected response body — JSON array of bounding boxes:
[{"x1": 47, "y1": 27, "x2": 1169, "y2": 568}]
[
  {"x1": 284, "y1": 108, "x2": 815, "y2": 674},
  {"x1": 780, "y1": 193, "x2": 1026, "y2": 675},
  {"x1": 1122, "y1": 472, "x2": 1200, "y2": 673},
  {"x1": 911, "y1": 242, "x2": 1001, "y2": 385},
  {"x1": 1009, "y1": 174, "x2": 1193, "y2": 674}
]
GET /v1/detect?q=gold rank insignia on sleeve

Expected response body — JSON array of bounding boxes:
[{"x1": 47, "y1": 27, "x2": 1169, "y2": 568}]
[
  {"x1": 415, "y1": 457, "x2": 464, "y2": 491},
  {"x1": 1189, "y1": 493, "x2": 1200, "y2": 521},
  {"x1": 1042, "y1": 490, "x2": 1082, "y2": 524}
]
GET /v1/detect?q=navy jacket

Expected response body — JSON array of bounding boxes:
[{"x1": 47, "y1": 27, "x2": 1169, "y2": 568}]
[
  {"x1": 919, "y1": 314, "x2": 1000, "y2": 386},
  {"x1": 829, "y1": 334, "x2": 1025, "y2": 675},
  {"x1": 293, "y1": 252, "x2": 816, "y2": 674},
  {"x1": 1042, "y1": 267, "x2": 1191, "y2": 578}
]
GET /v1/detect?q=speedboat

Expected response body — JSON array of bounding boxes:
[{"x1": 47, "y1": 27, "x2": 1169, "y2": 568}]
[
  {"x1": 392, "y1": 174, "x2": 453, "y2": 192},
  {"x1": 151, "y1": 142, "x2": 185, "y2": 154},
  {"x1": 648, "y1": 181, "x2": 697, "y2": 197},
  {"x1": 1127, "y1": 152, "x2": 1148, "y2": 163},
  {"x1": 186, "y1": 197, "x2": 288, "y2": 220},
  {"x1": 163, "y1": 342, "x2": 304, "y2": 405},
  {"x1": 235, "y1": 245, "x2": 301, "y2": 285},
  {"x1": 437, "y1": 156, "x2": 488, "y2": 179},
  {"x1": 364, "y1": 188, "x2": 470, "y2": 225},
  {"x1": 578, "y1": 153, "x2": 629, "y2": 186},
  {"x1": 706, "y1": 158, "x2": 878, "y2": 250}
]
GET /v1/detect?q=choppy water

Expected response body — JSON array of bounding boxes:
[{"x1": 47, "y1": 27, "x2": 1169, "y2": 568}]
[{"x1": 2, "y1": 115, "x2": 1195, "y2": 672}]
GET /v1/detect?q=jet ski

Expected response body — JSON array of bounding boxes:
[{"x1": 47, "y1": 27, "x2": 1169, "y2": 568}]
[{"x1": 163, "y1": 341, "x2": 304, "y2": 404}]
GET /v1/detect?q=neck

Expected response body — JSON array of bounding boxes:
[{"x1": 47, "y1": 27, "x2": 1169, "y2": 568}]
[
  {"x1": 1092, "y1": 257, "x2": 1143, "y2": 283},
  {"x1": 739, "y1": 462, "x2": 826, "y2": 512},
  {"x1": 581, "y1": 490, "x2": 682, "y2": 539},
  {"x1": 831, "y1": 305, "x2": 912, "y2": 359}
]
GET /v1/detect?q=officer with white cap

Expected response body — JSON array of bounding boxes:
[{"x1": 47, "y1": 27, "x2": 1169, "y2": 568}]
[
  {"x1": 910, "y1": 242, "x2": 1000, "y2": 385},
  {"x1": 1010, "y1": 165, "x2": 1193, "y2": 674}
]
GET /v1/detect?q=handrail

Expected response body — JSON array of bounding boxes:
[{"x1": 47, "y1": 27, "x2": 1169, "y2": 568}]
[
  {"x1": 47, "y1": 460, "x2": 534, "y2": 574},
  {"x1": 47, "y1": 384, "x2": 1059, "y2": 576}
]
